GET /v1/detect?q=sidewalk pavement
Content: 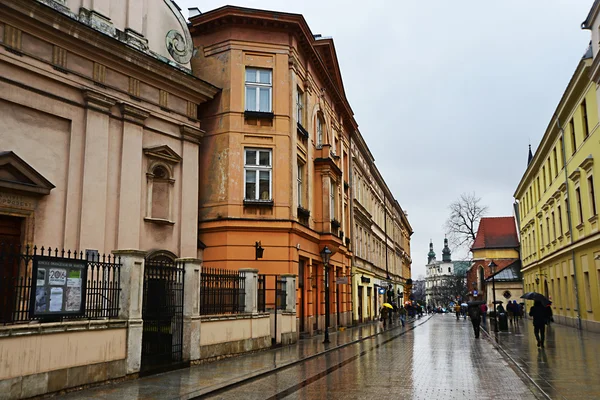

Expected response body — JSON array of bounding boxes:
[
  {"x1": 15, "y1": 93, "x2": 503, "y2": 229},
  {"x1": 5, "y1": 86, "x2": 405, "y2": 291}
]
[
  {"x1": 59, "y1": 316, "x2": 423, "y2": 400},
  {"x1": 482, "y1": 317, "x2": 600, "y2": 400}
]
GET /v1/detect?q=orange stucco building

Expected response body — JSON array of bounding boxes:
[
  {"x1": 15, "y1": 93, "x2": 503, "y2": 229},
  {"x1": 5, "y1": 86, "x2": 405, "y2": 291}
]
[{"x1": 189, "y1": 6, "x2": 412, "y2": 336}]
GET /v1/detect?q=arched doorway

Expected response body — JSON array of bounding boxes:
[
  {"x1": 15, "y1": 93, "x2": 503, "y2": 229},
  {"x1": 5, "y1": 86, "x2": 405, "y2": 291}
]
[{"x1": 141, "y1": 250, "x2": 186, "y2": 374}]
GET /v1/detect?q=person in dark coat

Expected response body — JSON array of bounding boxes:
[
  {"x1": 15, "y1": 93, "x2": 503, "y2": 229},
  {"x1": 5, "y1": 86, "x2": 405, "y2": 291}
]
[
  {"x1": 468, "y1": 305, "x2": 482, "y2": 338},
  {"x1": 529, "y1": 300, "x2": 552, "y2": 348}
]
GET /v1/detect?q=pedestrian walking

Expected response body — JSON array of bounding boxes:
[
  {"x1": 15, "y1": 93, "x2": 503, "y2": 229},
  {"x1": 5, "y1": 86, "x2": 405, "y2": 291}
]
[
  {"x1": 480, "y1": 303, "x2": 488, "y2": 326},
  {"x1": 399, "y1": 305, "x2": 407, "y2": 327},
  {"x1": 507, "y1": 301, "x2": 518, "y2": 324},
  {"x1": 468, "y1": 305, "x2": 482, "y2": 338},
  {"x1": 380, "y1": 306, "x2": 389, "y2": 328},
  {"x1": 454, "y1": 303, "x2": 461, "y2": 320},
  {"x1": 528, "y1": 300, "x2": 552, "y2": 348}
]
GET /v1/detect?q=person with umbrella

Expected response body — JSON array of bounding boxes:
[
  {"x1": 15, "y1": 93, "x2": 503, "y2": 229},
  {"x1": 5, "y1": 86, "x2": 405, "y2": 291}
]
[
  {"x1": 380, "y1": 303, "x2": 393, "y2": 328},
  {"x1": 467, "y1": 301, "x2": 484, "y2": 338},
  {"x1": 521, "y1": 292, "x2": 553, "y2": 348}
]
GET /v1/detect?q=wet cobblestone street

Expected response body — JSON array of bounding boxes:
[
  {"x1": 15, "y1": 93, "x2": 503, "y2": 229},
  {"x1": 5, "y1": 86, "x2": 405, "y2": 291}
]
[{"x1": 206, "y1": 315, "x2": 543, "y2": 399}]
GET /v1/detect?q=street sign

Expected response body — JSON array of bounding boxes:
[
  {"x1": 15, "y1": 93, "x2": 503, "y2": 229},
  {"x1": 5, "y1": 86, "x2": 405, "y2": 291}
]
[
  {"x1": 378, "y1": 287, "x2": 386, "y2": 295},
  {"x1": 335, "y1": 276, "x2": 349, "y2": 285},
  {"x1": 473, "y1": 290, "x2": 478, "y2": 296}
]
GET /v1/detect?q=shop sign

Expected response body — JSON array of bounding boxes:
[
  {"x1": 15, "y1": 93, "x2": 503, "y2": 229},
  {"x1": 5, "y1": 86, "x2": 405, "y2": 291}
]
[
  {"x1": 30, "y1": 256, "x2": 87, "y2": 318},
  {"x1": 336, "y1": 276, "x2": 349, "y2": 285}
]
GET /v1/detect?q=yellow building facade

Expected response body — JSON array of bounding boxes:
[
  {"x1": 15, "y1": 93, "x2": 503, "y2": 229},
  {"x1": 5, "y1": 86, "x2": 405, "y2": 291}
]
[{"x1": 514, "y1": 49, "x2": 600, "y2": 332}]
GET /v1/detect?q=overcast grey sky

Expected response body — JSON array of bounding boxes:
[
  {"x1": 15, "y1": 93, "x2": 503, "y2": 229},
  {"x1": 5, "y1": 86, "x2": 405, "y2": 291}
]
[{"x1": 178, "y1": 0, "x2": 593, "y2": 278}]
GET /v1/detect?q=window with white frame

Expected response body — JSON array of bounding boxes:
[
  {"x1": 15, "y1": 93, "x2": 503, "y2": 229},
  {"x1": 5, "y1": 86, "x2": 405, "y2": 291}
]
[
  {"x1": 244, "y1": 148, "x2": 272, "y2": 201},
  {"x1": 296, "y1": 88, "x2": 304, "y2": 126},
  {"x1": 330, "y1": 180, "x2": 336, "y2": 220},
  {"x1": 588, "y1": 175, "x2": 597, "y2": 216},
  {"x1": 317, "y1": 116, "x2": 324, "y2": 147},
  {"x1": 245, "y1": 68, "x2": 272, "y2": 112},
  {"x1": 297, "y1": 162, "x2": 304, "y2": 207}
]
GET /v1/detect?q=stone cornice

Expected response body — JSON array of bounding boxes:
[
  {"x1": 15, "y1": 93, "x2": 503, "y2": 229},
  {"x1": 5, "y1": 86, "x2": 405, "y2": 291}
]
[
  {"x1": 120, "y1": 103, "x2": 149, "y2": 125},
  {"x1": 1, "y1": 0, "x2": 220, "y2": 103},
  {"x1": 180, "y1": 125, "x2": 204, "y2": 144},
  {"x1": 569, "y1": 168, "x2": 581, "y2": 182},
  {"x1": 579, "y1": 155, "x2": 594, "y2": 173},
  {"x1": 83, "y1": 89, "x2": 117, "y2": 113}
]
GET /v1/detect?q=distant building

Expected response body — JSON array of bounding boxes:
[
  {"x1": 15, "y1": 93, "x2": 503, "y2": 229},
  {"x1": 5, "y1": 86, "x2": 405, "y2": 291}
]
[
  {"x1": 425, "y1": 238, "x2": 468, "y2": 307},
  {"x1": 466, "y1": 217, "x2": 522, "y2": 309}
]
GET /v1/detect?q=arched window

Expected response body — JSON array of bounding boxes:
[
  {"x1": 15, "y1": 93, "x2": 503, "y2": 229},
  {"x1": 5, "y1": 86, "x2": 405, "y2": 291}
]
[{"x1": 316, "y1": 115, "x2": 324, "y2": 148}]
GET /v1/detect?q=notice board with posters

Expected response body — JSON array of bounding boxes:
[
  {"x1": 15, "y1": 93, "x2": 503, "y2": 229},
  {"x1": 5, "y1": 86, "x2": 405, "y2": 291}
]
[{"x1": 30, "y1": 256, "x2": 87, "y2": 318}]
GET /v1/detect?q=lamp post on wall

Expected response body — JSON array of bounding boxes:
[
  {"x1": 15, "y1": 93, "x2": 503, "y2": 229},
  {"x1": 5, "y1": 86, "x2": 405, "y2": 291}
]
[
  {"x1": 489, "y1": 260, "x2": 498, "y2": 333},
  {"x1": 321, "y1": 246, "x2": 332, "y2": 344}
]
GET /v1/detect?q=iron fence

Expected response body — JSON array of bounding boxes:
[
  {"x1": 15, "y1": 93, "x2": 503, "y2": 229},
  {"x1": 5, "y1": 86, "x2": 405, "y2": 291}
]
[
  {"x1": 0, "y1": 244, "x2": 121, "y2": 324},
  {"x1": 199, "y1": 267, "x2": 245, "y2": 315},
  {"x1": 257, "y1": 274, "x2": 286, "y2": 312}
]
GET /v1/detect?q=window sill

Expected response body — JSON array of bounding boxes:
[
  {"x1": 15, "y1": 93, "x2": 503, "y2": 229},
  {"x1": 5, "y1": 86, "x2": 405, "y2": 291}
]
[
  {"x1": 588, "y1": 214, "x2": 598, "y2": 224},
  {"x1": 144, "y1": 217, "x2": 175, "y2": 225},
  {"x1": 297, "y1": 123, "x2": 309, "y2": 139},
  {"x1": 576, "y1": 222, "x2": 585, "y2": 231},
  {"x1": 244, "y1": 199, "x2": 274, "y2": 207},
  {"x1": 244, "y1": 111, "x2": 274, "y2": 119}
]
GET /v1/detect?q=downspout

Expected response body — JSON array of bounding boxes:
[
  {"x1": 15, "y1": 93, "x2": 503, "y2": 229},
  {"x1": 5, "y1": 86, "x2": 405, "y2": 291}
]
[
  {"x1": 349, "y1": 131, "x2": 357, "y2": 324},
  {"x1": 557, "y1": 117, "x2": 583, "y2": 330}
]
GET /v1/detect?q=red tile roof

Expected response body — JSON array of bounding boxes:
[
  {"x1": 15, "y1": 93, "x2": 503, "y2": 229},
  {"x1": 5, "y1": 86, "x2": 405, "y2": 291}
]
[{"x1": 471, "y1": 217, "x2": 519, "y2": 250}]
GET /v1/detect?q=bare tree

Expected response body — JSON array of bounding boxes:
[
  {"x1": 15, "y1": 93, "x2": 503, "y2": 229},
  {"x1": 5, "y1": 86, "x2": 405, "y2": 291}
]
[
  {"x1": 445, "y1": 192, "x2": 488, "y2": 253},
  {"x1": 429, "y1": 272, "x2": 469, "y2": 307}
]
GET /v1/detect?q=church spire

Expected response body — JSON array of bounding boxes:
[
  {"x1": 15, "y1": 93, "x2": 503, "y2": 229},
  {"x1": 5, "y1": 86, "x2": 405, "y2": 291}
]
[
  {"x1": 427, "y1": 239, "x2": 436, "y2": 264},
  {"x1": 527, "y1": 144, "x2": 533, "y2": 166},
  {"x1": 442, "y1": 236, "x2": 451, "y2": 262}
]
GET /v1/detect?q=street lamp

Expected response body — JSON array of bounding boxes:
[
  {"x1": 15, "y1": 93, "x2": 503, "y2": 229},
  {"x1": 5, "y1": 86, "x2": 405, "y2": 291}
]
[
  {"x1": 489, "y1": 260, "x2": 498, "y2": 333},
  {"x1": 321, "y1": 246, "x2": 332, "y2": 344}
]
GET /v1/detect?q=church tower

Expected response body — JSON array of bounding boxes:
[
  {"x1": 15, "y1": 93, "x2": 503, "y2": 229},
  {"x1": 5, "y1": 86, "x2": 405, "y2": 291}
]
[
  {"x1": 442, "y1": 237, "x2": 452, "y2": 262},
  {"x1": 427, "y1": 240, "x2": 436, "y2": 264}
]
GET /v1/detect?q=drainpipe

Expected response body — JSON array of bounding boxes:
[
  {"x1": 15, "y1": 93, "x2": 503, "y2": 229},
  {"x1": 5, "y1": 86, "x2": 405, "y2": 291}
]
[{"x1": 557, "y1": 117, "x2": 583, "y2": 330}]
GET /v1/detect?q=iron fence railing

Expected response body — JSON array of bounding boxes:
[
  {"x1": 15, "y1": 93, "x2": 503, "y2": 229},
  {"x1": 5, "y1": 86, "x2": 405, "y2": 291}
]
[
  {"x1": 0, "y1": 244, "x2": 121, "y2": 325},
  {"x1": 257, "y1": 274, "x2": 286, "y2": 313},
  {"x1": 199, "y1": 267, "x2": 245, "y2": 315}
]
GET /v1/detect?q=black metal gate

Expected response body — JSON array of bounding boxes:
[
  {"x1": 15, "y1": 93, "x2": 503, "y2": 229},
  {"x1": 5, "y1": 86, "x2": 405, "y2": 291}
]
[{"x1": 141, "y1": 258, "x2": 185, "y2": 374}]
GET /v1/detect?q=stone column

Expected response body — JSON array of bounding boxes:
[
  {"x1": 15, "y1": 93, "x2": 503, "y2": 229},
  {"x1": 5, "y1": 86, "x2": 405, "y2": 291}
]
[
  {"x1": 179, "y1": 126, "x2": 203, "y2": 257},
  {"x1": 281, "y1": 274, "x2": 297, "y2": 313},
  {"x1": 240, "y1": 269, "x2": 259, "y2": 313},
  {"x1": 80, "y1": 90, "x2": 116, "y2": 251},
  {"x1": 178, "y1": 257, "x2": 202, "y2": 362},
  {"x1": 113, "y1": 250, "x2": 146, "y2": 375},
  {"x1": 117, "y1": 103, "x2": 148, "y2": 249}
]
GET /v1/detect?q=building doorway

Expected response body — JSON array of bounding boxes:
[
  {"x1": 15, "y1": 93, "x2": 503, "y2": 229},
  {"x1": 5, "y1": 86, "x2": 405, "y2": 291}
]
[
  {"x1": 140, "y1": 252, "x2": 185, "y2": 375},
  {"x1": 357, "y1": 285, "x2": 363, "y2": 323},
  {"x1": 0, "y1": 215, "x2": 23, "y2": 323}
]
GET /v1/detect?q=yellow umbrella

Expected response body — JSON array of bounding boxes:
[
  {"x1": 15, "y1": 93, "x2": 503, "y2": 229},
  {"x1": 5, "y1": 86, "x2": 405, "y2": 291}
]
[{"x1": 382, "y1": 303, "x2": 394, "y2": 309}]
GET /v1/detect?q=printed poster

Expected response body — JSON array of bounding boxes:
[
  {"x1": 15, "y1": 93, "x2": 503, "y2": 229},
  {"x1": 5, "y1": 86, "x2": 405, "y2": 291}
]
[
  {"x1": 65, "y1": 287, "x2": 81, "y2": 311},
  {"x1": 35, "y1": 287, "x2": 47, "y2": 312},
  {"x1": 49, "y1": 268, "x2": 67, "y2": 285},
  {"x1": 49, "y1": 287, "x2": 63, "y2": 312},
  {"x1": 67, "y1": 270, "x2": 82, "y2": 288},
  {"x1": 36, "y1": 269, "x2": 46, "y2": 287}
]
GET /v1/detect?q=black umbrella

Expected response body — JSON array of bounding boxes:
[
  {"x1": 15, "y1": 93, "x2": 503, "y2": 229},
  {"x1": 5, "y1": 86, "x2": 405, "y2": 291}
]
[
  {"x1": 492, "y1": 300, "x2": 504, "y2": 304},
  {"x1": 467, "y1": 300, "x2": 485, "y2": 307},
  {"x1": 520, "y1": 292, "x2": 551, "y2": 305}
]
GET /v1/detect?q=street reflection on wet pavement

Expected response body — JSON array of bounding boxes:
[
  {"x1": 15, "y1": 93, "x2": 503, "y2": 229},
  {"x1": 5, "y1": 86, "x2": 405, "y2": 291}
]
[
  {"x1": 206, "y1": 315, "x2": 543, "y2": 400},
  {"x1": 485, "y1": 317, "x2": 600, "y2": 400}
]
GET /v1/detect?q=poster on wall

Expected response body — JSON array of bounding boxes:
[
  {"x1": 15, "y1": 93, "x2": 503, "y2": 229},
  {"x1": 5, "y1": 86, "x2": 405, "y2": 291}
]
[{"x1": 30, "y1": 256, "x2": 87, "y2": 318}]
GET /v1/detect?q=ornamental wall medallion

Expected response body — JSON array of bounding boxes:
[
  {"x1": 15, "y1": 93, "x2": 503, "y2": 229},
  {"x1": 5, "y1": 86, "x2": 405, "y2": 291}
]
[{"x1": 165, "y1": 29, "x2": 192, "y2": 64}]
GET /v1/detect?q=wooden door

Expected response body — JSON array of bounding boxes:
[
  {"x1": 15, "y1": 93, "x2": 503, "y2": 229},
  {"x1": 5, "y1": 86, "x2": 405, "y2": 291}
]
[{"x1": 0, "y1": 215, "x2": 23, "y2": 322}]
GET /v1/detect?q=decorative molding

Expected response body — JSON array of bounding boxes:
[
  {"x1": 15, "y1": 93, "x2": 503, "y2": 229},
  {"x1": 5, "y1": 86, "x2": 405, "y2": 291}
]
[
  {"x1": 93, "y1": 62, "x2": 106, "y2": 83},
  {"x1": 78, "y1": 8, "x2": 116, "y2": 38},
  {"x1": 82, "y1": 89, "x2": 117, "y2": 113},
  {"x1": 579, "y1": 155, "x2": 594, "y2": 173},
  {"x1": 162, "y1": 0, "x2": 193, "y2": 65},
  {"x1": 143, "y1": 145, "x2": 182, "y2": 164},
  {"x1": 124, "y1": 28, "x2": 149, "y2": 52},
  {"x1": 120, "y1": 103, "x2": 149, "y2": 125},
  {"x1": 180, "y1": 125, "x2": 204, "y2": 144},
  {"x1": 569, "y1": 168, "x2": 581, "y2": 182},
  {"x1": 128, "y1": 77, "x2": 140, "y2": 98},
  {"x1": 4, "y1": 25, "x2": 22, "y2": 52},
  {"x1": 159, "y1": 90, "x2": 169, "y2": 108},
  {"x1": 0, "y1": 151, "x2": 55, "y2": 196},
  {"x1": 187, "y1": 101, "x2": 197, "y2": 119},
  {"x1": 52, "y1": 45, "x2": 67, "y2": 70}
]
